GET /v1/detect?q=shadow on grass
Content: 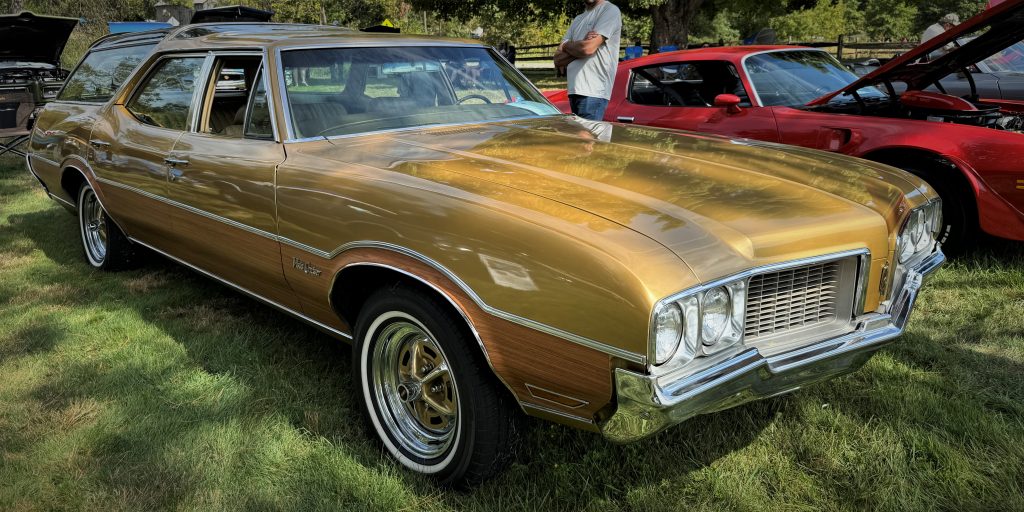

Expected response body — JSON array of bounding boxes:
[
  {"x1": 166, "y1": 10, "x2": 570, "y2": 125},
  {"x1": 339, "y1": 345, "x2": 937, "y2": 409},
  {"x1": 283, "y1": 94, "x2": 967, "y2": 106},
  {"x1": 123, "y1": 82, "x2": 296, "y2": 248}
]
[
  {"x1": 4, "y1": 194, "x2": 1024, "y2": 510},
  {"x1": 3, "y1": 204, "x2": 780, "y2": 507}
]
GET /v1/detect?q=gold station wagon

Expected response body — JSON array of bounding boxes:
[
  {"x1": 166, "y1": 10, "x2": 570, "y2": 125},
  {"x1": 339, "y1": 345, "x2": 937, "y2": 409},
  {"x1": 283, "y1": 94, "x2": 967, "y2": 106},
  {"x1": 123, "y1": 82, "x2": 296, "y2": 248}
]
[{"x1": 27, "y1": 24, "x2": 944, "y2": 484}]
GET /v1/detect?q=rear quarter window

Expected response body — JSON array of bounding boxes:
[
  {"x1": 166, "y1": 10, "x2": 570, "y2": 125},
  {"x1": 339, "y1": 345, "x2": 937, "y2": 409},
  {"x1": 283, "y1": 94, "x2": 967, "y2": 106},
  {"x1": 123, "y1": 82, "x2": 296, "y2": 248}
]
[{"x1": 59, "y1": 43, "x2": 156, "y2": 103}]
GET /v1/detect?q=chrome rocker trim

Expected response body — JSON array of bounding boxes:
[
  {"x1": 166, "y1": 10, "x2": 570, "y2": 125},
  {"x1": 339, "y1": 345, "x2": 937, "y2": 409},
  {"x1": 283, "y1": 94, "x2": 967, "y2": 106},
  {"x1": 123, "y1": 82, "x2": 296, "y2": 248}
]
[{"x1": 600, "y1": 249, "x2": 945, "y2": 443}]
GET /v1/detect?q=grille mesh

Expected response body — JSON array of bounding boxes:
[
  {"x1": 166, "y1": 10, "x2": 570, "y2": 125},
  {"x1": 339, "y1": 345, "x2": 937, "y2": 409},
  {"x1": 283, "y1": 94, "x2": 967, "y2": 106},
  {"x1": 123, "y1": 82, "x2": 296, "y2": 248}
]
[{"x1": 745, "y1": 261, "x2": 841, "y2": 339}]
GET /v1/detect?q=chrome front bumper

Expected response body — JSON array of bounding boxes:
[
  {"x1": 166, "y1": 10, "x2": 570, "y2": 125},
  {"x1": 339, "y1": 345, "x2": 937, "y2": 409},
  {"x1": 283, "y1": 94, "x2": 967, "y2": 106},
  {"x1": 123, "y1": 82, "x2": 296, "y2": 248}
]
[{"x1": 599, "y1": 250, "x2": 945, "y2": 443}]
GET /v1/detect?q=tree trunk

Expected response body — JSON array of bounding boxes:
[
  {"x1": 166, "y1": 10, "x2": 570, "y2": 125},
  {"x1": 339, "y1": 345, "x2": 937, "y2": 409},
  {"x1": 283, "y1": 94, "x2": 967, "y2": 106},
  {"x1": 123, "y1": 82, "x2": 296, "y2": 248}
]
[
  {"x1": 10, "y1": 0, "x2": 24, "y2": 13},
  {"x1": 649, "y1": 0, "x2": 705, "y2": 51}
]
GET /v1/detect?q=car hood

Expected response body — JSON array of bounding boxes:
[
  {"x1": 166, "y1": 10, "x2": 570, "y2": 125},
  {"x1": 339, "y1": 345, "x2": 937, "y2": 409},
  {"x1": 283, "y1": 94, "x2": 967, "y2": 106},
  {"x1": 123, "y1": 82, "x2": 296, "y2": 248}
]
[
  {"x1": 0, "y1": 12, "x2": 77, "y2": 65},
  {"x1": 809, "y1": 0, "x2": 1024, "y2": 106},
  {"x1": 322, "y1": 117, "x2": 926, "y2": 282}
]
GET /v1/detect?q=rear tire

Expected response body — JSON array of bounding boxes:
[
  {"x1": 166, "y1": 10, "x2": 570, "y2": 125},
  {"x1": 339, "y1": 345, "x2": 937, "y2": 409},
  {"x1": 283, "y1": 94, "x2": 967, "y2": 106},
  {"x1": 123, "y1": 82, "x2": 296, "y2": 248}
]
[
  {"x1": 77, "y1": 182, "x2": 136, "y2": 270},
  {"x1": 353, "y1": 285, "x2": 518, "y2": 486}
]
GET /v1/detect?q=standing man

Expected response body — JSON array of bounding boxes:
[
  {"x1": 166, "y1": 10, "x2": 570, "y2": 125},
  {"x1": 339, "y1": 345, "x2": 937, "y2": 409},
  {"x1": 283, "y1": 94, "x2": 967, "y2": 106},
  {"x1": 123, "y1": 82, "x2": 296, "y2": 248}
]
[
  {"x1": 922, "y1": 13, "x2": 960, "y2": 44},
  {"x1": 921, "y1": 13, "x2": 960, "y2": 59},
  {"x1": 553, "y1": 0, "x2": 622, "y2": 121}
]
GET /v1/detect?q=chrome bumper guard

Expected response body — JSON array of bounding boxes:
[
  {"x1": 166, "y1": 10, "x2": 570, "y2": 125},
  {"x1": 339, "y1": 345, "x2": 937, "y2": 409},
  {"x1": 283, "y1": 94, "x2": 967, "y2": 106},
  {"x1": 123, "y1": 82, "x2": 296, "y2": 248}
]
[{"x1": 599, "y1": 249, "x2": 945, "y2": 443}]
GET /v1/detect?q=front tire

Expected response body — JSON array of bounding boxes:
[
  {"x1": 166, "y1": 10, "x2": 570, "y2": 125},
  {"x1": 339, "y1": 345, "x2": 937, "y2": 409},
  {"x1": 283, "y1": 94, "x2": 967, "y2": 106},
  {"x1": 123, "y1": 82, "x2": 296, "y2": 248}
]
[
  {"x1": 77, "y1": 183, "x2": 135, "y2": 270},
  {"x1": 353, "y1": 286, "x2": 518, "y2": 486},
  {"x1": 898, "y1": 164, "x2": 977, "y2": 256}
]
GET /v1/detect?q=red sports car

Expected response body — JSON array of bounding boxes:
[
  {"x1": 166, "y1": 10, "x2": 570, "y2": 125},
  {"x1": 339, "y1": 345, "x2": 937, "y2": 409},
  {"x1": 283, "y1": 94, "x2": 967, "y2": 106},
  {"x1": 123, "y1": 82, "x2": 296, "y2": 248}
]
[{"x1": 546, "y1": 0, "x2": 1024, "y2": 253}]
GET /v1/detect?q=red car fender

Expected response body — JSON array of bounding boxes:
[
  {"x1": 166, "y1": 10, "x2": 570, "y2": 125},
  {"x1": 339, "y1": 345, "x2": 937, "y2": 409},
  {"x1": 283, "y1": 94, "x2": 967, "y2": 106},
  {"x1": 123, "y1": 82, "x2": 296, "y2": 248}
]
[{"x1": 941, "y1": 154, "x2": 1024, "y2": 241}]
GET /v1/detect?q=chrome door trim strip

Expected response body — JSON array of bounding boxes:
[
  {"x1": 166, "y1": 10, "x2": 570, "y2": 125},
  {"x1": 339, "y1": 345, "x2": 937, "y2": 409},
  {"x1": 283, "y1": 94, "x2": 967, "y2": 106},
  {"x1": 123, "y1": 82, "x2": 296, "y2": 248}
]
[
  {"x1": 96, "y1": 176, "x2": 277, "y2": 239},
  {"x1": 336, "y1": 244, "x2": 647, "y2": 364},
  {"x1": 28, "y1": 153, "x2": 60, "y2": 167},
  {"x1": 129, "y1": 237, "x2": 353, "y2": 340},
  {"x1": 91, "y1": 177, "x2": 647, "y2": 364}
]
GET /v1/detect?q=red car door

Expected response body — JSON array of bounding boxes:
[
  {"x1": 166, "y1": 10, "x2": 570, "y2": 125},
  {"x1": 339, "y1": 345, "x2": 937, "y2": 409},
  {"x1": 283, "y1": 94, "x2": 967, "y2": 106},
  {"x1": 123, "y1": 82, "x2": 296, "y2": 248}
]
[{"x1": 608, "y1": 59, "x2": 781, "y2": 142}]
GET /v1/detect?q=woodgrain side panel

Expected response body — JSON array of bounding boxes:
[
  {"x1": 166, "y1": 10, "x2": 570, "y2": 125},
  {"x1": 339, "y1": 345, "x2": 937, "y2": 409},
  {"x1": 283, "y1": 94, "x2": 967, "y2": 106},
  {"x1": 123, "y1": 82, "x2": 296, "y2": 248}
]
[
  {"x1": 96, "y1": 181, "x2": 179, "y2": 254},
  {"x1": 167, "y1": 206, "x2": 300, "y2": 311},
  {"x1": 281, "y1": 244, "x2": 615, "y2": 427}
]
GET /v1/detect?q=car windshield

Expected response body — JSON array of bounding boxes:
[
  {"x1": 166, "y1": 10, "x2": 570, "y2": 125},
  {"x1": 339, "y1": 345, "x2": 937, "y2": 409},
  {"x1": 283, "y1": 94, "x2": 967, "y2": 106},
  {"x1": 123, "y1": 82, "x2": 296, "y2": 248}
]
[
  {"x1": 281, "y1": 46, "x2": 560, "y2": 139},
  {"x1": 744, "y1": 50, "x2": 888, "y2": 107},
  {"x1": 978, "y1": 41, "x2": 1024, "y2": 73}
]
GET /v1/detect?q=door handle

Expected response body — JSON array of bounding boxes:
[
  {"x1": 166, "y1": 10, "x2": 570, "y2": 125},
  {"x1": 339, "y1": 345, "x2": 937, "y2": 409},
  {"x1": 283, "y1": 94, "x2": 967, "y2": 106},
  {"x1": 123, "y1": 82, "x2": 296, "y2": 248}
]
[
  {"x1": 164, "y1": 157, "x2": 189, "y2": 167},
  {"x1": 168, "y1": 167, "x2": 185, "y2": 181},
  {"x1": 89, "y1": 139, "x2": 111, "y2": 147},
  {"x1": 617, "y1": 116, "x2": 635, "y2": 123}
]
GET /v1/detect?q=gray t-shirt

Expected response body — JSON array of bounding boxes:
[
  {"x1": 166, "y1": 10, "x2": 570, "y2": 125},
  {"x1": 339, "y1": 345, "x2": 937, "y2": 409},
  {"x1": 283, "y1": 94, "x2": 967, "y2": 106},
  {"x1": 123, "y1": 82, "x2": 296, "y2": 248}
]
[{"x1": 563, "y1": 1, "x2": 621, "y2": 100}]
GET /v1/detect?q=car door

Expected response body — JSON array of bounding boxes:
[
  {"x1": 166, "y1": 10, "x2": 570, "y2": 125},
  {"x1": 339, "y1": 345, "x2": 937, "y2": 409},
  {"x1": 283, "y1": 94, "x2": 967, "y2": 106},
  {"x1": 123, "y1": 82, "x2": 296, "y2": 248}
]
[
  {"x1": 610, "y1": 60, "x2": 781, "y2": 142},
  {"x1": 164, "y1": 55, "x2": 297, "y2": 309},
  {"x1": 88, "y1": 54, "x2": 207, "y2": 249}
]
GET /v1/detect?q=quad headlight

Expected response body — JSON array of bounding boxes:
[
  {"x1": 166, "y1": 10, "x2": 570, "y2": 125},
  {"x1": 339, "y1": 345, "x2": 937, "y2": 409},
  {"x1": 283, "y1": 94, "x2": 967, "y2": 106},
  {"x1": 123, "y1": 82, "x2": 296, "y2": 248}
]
[
  {"x1": 897, "y1": 200, "x2": 942, "y2": 264},
  {"x1": 651, "y1": 281, "x2": 746, "y2": 366}
]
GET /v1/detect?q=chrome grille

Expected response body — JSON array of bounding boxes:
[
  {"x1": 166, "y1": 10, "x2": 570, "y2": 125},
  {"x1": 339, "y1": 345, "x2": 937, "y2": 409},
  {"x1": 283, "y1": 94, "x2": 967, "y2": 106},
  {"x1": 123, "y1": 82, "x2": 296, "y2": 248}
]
[{"x1": 745, "y1": 260, "x2": 841, "y2": 339}]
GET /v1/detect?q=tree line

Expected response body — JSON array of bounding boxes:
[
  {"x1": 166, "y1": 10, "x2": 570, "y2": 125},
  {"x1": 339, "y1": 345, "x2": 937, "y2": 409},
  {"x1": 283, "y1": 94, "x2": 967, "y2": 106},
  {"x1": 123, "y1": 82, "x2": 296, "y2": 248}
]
[{"x1": 13, "y1": 0, "x2": 988, "y2": 55}]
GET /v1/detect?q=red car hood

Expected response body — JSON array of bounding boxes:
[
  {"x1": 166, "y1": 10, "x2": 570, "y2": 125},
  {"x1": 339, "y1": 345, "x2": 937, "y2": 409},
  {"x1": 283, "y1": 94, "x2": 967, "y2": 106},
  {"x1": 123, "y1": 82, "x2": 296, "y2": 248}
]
[{"x1": 808, "y1": 0, "x2": 1024, "y2": 106}]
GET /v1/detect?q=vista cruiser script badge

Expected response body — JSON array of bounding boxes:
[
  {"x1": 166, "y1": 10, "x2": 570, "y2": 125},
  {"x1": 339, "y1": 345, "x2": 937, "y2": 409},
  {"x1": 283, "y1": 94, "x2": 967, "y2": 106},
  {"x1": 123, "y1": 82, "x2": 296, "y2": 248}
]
[{"x1": 292, "y1": 257, "x2": 323, "y2": 277}]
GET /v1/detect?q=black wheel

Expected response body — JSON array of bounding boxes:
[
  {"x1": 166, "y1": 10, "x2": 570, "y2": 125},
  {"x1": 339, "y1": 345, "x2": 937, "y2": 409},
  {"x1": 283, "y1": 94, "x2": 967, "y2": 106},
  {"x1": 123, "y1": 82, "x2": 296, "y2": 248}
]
[
  {"x1": 898, "y1": 164, "x2": 977, "y2": 256},
  {"x1": 77, "y1": 182, "x2": 136, "y2": 270},
  {"x1": 353, "y1": 285, "x2": 518, "y2": 486}
]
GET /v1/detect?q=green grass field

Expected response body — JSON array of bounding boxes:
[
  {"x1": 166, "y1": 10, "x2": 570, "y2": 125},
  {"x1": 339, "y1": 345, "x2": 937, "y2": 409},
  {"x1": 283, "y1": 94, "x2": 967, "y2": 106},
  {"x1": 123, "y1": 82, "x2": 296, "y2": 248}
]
[{"x1": 2, "y1": 154, "x2": 1023, "y2": 511}]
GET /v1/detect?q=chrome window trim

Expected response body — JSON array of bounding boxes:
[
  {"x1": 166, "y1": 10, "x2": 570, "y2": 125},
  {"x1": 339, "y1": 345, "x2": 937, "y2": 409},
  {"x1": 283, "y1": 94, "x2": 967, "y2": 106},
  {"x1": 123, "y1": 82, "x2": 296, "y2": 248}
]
[
  {"x1": 648, "y1": 247, "x2": 872, "y2": 369},
  {"x1": 739, "y1": 47, "x2": 848, "y2": 108},
  {"x1": 188, "y1": 53, "x2": 216, "y2": 133},
  {"x1": 283, "y1": 114, "x2": 560, "y2": 144},
  {"x1": 273, "y1": 44, "x2": 559, "y2": 143},
  {"x1": 122, "y1": 52, "x2": 212, "y2": 132},
  {"x1": 90, "y1": 176, "x2": 644, "y2": 364},
  {"x1": 187, "y1": 50, "x2": 281, "y2": 142},
  {"x1": 625, "y1": 60, "x2": 752, "y2": 108}
]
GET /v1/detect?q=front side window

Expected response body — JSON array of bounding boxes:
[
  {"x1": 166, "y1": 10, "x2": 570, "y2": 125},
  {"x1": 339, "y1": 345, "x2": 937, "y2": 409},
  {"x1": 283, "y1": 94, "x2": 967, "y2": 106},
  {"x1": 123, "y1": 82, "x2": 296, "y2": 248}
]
[
  {"x1": 197, "y1": 55, "x2": 262, "y2": 137},
  {"x1": 630, "y1": 61, "x2": 751, "y2": 107},
  {"x1": 58, "y1": 43, "x2": 156, "y2": 103},
  {"x1": 281, "y1": 46, "x2": 560, "y2": 139},
  {"x1": 744, "y1": 50, "x2": 887, "y2": 107},
  {"x1": 126, "y1": 57, "x2": 205, "y2": 131}
]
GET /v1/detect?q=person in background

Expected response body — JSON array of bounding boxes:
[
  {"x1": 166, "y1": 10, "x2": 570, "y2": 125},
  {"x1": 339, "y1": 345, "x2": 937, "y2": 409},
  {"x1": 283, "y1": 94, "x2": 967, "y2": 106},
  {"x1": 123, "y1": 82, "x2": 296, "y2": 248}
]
[
  {"x1": 922, "y1": 13, "x2": 960, "y2": 44},
  {"x1": 921, "y1": 13, "x2": 960, "y2": 59},
  {"x1": 552, "y1": 0, "x2": 622, "y2": 121}
]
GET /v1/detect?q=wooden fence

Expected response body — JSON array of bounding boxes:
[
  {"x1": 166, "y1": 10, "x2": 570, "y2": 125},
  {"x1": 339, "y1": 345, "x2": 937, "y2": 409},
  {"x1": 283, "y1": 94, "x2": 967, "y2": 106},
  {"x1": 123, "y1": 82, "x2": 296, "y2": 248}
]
[{"x1": 513, "y1": 35, "x2": 917, "y2": 65}]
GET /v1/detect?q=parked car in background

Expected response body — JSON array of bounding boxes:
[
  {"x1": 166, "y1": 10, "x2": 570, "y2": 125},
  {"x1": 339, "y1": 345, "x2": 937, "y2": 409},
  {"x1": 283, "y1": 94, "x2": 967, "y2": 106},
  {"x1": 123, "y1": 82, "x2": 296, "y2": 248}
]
[
  {"x1": 845, "y1": 40, "x2": 1024, "y2": 101},
  {"x1": 0, "y1": 12, "x2": 76, "y2": 143},
  {"x1": 28, "y1": 23, "x2": 944, "y2": 485},
  {"x1": 546, "y1": 0, "x2": 1024, "y2": 254}
]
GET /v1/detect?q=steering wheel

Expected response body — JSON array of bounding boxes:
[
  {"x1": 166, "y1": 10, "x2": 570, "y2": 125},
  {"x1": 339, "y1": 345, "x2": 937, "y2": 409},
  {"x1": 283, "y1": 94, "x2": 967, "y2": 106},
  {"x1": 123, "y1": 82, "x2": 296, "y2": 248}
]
[{"x1": 458, "y1": 94, "x2": 492, "y2": 104}]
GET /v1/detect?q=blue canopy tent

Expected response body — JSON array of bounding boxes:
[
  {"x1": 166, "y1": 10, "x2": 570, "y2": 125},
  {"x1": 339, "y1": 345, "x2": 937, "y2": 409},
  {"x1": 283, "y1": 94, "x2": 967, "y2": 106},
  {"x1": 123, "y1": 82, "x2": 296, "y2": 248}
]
[{"x1": 108, "y1": 22, "x2": 171, "y2": 34}]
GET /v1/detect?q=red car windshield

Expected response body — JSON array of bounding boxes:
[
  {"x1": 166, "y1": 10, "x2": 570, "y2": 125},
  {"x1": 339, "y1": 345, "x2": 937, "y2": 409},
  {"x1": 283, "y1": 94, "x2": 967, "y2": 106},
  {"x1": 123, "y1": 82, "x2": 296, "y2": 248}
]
[{"x1": 744, "y1": 50, "x2": 888, "y2": 107}]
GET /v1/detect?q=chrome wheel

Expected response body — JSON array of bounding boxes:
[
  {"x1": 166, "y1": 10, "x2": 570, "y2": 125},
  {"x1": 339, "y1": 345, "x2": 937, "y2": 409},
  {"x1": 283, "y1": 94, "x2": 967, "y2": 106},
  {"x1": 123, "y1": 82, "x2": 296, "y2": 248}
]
[
  {"x1": 79, "y1": 187, "x2": 108, "y2": 264},
  {"x1": 371, "y1": 319, "x2": 459, "y2": 460}
]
